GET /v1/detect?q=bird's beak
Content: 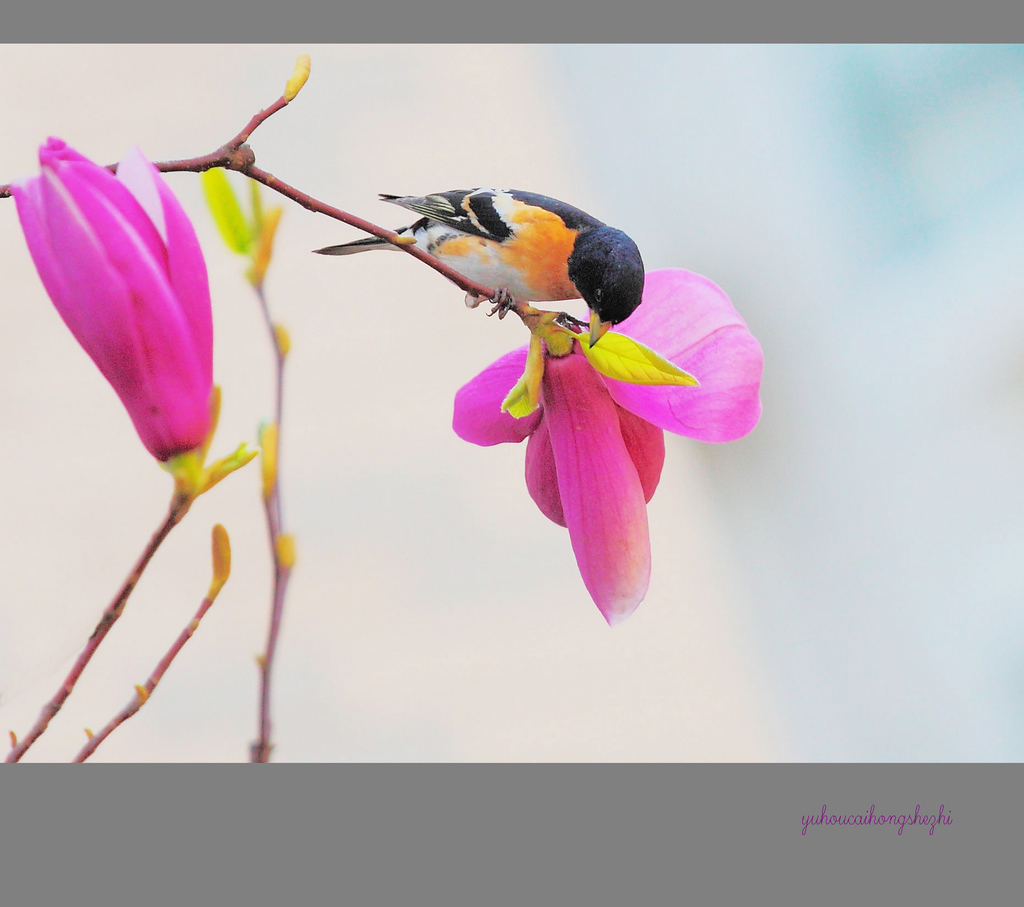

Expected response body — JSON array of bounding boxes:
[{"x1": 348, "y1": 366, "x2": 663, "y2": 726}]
[{"x1": 588, "y1": 311, "x2": 613, "y2": 347}]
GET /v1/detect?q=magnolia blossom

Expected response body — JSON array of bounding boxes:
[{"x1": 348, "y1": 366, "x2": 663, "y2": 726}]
[
  {"x1": 13, "y1": 138, "x2": 213, "y2": 461},
  {"x1": 453, "y1": 269, "x2": 763, "y2": 625}
]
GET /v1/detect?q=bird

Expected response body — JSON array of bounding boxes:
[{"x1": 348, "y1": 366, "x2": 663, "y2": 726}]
[{"x1": 313, "y1": 188, "x2": 645, "y2": 347}]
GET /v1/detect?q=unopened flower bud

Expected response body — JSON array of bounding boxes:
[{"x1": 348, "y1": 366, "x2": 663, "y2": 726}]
[
  {"x1": 275, "y1": 533, "x2": 296, "y2": 570},
  {"x1": 284, "y1": 54, "x2": 311, "y2": 101},
  {"x1": 209, "y1": 524, "x2": 231, "y2": 598}
]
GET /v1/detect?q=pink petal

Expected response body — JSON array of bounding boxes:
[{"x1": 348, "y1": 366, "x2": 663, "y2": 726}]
[
  {"x1": 616, "y1": 405, "x2": 665, "y2": 503},
  {"x1": 452, "y1": 345, "x2": 542, "y2": 446},
  {"x1": 15, "y1": 140, "x2": 210, "y2": 460},
  {"x1": 38, "y1": 136, "x2": 92, "y2": 167},
  {"x1": 116, "y1": 146, "x2": 167, "y2": 241},
  {"x1": 54, "y1": 165, "x2": 178, "y2": 321},
  {"x1": 605, "y1": 269, "x2": 763, "y2": 442},
  {"x1": 11, "y1": 176, "x2": 75, "y2": 325},
  {"x1": 52, "y1": 170, "x2": 209, "y2": 458},
  {"x1": 115, "y1": 147, "x2": 213, "y2": 413},
  {"x1": 524, "y1": 417, "x2": 565, "y2": 526},
  {"x1": 154, "y1": 170, "x2": 214, "y2": 389},
  {"x1": 543, "y1": 353, "x2": 651, "y2": 625},
  {"x1": 32, "y1": 167, "x2": 144, "y2": 385},
  {"x1": 53, "y1": 149, "x2": 169, "y2": 273}
]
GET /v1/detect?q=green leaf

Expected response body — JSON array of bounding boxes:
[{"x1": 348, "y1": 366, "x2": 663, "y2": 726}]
[
  {"x1": 578, "y1": 331, "x2": 699, "y2": 387},
  {"x1": 249, "y1": 177, "x2": 264, "y2": 232},
  {"x1": 201, "y1": 169, "x2": 253, "y2": 255}
]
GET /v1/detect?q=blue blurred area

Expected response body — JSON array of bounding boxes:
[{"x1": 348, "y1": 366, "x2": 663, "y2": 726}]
[{"x1": 547, "y1": 45, "x2": 1024, "y2": 759}]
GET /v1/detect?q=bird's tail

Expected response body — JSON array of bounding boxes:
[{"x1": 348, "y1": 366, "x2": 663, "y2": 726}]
[{"x1": 312, "y1": 236, "x2": 401, "y2": 256}]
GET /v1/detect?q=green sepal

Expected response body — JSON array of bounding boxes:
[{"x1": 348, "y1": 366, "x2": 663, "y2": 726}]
[
  {"x1": 501, "y1": 334, "x2": 545, "y2": 418},
  {"x1": 164, "y1": 450, "x2": 203, "y2": 500},
  {"x1": 198, "y1": 443, "x2": 260, "y2": 495}
]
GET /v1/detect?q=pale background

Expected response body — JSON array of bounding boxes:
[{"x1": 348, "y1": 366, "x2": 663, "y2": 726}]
[{"x1": 1, "y1": 45, "x2": 1021, "y2": 761}]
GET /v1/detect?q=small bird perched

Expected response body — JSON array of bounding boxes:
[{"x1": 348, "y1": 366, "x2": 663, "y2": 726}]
[{"x1": 313, "y1": 188, "x2": 645, "y2": 346}]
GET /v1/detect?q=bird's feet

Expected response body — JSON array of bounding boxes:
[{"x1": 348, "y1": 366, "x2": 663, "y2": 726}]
[
  {"x1": 555, "y1": 311, "x2": 588, "y2": 332},
  {"x1": 487, "y1": 287, "x2": 517, "y2": 320}
]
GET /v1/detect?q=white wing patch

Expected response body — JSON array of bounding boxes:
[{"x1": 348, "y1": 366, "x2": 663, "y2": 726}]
[{"x1": 481, "y1": 189, "x2": 520, "y2": 233}]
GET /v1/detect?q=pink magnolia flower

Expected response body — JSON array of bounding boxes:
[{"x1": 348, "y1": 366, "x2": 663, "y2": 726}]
[
  {"x1": 12, "y1": 138, "x2": 213, "y2": 461},
  {"x1": 453, "y1": 269, "x2": 763, "y2": 625}
]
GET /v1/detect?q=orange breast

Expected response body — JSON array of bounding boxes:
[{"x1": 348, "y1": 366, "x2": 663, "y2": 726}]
[
  {"x1": 423, "y1": 199, "x2": 584, "y2": 302},
  {"x1": 502, "y1": 202, "x2": 580, "y2": 300}
]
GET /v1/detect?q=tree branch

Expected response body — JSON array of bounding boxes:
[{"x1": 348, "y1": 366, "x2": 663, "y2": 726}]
[
  {"x1": 72, "y1": 523, "x2": 230, "y2": 762},
  {"x1": 6, "y1": 491, "x2": 192, "y2": 762}
]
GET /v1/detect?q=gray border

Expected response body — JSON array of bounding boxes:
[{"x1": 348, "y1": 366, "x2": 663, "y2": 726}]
[
  {"x1": 5, "y1": 5, "x2": 1024, "y2": 41},
  {"x1": 4, "y1": 4, "x2": 1023, "y2": 899},
  {"x1": 3, "y1": 765, "x2": 1019, "y2": 905}
]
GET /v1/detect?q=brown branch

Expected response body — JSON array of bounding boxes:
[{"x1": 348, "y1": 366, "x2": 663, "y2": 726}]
[
  {"x1": 6, "y1": 491, "x2": 192, "y2": 762},
  {"x1": 250, "y1": 283, "x2": 292, "y2": 764},
  {"x1": 241, "y1": 163, "x2": 499, "y2": 299},
  {"x1": 251, "y1": 547, "x2": 291, "y2": 764},
  {"x1": 0, "y1": 96, "x2": 284, "y2": 198},
  {"x1": 72, "y1": 523, "x2": 230, "y2": 762},
  {"x1": 72, "y1": 592, "x2": 216, "y2": 762},
  {"x1": 1, "y1": 81, "x2": 503, "y2": 305}
]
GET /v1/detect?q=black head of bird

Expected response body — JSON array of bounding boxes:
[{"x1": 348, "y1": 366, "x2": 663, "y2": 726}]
[{"x1": 567, "y1": 226, "x2": 646, "y2": 347}]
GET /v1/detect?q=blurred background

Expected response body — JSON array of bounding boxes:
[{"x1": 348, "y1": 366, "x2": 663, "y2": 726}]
[{"x1": 1, "y1": 45, "x2": 1022, "y2": 761}]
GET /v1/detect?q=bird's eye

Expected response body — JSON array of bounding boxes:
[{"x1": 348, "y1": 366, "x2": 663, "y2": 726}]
[{"x1": 594, "y1": 288, "x2": 603, "y2": 301}]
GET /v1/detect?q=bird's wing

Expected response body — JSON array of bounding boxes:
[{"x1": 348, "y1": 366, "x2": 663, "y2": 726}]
[{"x1": 380, "y1": 189, "x2": 515, "y2": 242}]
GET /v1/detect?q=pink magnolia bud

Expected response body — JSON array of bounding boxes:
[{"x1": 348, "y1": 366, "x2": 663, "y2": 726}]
[{"x1": 13, "y1": 138, "x2": 213, "y2": 461}]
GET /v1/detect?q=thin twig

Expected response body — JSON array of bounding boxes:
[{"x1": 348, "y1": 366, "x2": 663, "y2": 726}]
[
  {"x1": 72, "y1": 523, "x2": 230, "y2": 762},
  {"x1": 0, "y1": 97, "x2": 285, "y2": 198},
  {"x1": 6, "y1": 491, "x2": 192, "y2": 762},
  {"x1": 251, "y1": 553, "x2": 291, "y2": 764},
  {"x1": 250, "y1": 283, "x2": 292, "y2": 763},
  {"x1": 242, "y1": 163, "x2": 500, "y2": 300},
  {"x1": 72, "y1": 590, "x2": 218, "y2": 762}
]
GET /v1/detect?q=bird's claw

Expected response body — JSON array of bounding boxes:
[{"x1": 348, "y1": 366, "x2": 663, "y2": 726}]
[
  {"x1": 487, "y1": 287, "x2": 516, "y2": 319},
  {"x1": 555, "y1": 311, "x2": 588, "y2": 332}
]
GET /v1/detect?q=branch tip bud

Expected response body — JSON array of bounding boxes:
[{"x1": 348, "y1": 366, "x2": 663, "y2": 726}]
[
  {"x1": 259, "y1": 423, "x2": 279, "y2": 500},
  {"x1": 9, "y1": 730, "x2": 17, "y2": 748},
  {"x1": 284, "y1": 54, "x2": 311, "y2": 101},
  {"x1": 274, "y1": 324, "x2": 291, "y2": 358},
  {"x1": 84, "y1": 728, "x2": 94, "y2": 739},
  {"x1": 275, "y1": 533, "x2": 297, "y2": 570},
  {"x1": 134, "y1": 685, "x2": 150, "y2": 705},
  {"x1": 210, "y1": 524, "x2": 231, "y2": 596}
]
